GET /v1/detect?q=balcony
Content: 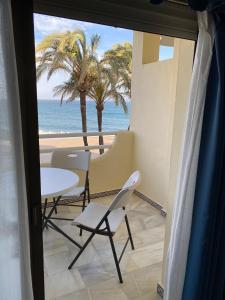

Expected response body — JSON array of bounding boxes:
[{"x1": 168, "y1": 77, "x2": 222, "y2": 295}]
[
  {"x1": 40, "y1": 32, "x2": 195, "y2": 300},
  {"x1": 43, "y1": 193, "x2": 165, "y2": 300},
  {"x1": 40, "y1": 130, "x2": 165, "y2": 299}
]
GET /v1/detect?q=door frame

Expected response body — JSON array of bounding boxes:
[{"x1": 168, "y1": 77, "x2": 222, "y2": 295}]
[
  {"x1": 34, "y1": 0, "x2": 198, "y2": 40},
  {"x1": 10, "y1": 1, "x2": 198, "y2": 299},
  {"x1": 11, "y1": 1, "x2": 45, "y2": 300}
]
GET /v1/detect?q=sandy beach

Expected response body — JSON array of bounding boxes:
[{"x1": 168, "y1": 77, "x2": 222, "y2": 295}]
[{"x1": 39, "y1": 135, "x2": 114, "y2": 150}]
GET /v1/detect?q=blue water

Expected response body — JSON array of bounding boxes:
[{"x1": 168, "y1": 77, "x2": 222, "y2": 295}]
[{"x1": 38, "y1": 100, "x2": 131, "y2": 133}]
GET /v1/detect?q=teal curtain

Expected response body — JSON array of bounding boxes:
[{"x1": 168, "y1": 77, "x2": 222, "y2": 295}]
[
  {"x1": 149, "y1": 0, "x2": 225, "y2": 298},
  {"x1": 182, "y1": 6, "x2": 225, "y2": 300}
]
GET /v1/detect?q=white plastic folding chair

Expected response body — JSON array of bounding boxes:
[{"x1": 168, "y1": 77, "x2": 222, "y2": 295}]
[
  {"x1": 43, "y1": 150, "x2": 91, "y2": 231},
  {"x1": 68, "y1": 170, "x2": 141, "y2": 283}
]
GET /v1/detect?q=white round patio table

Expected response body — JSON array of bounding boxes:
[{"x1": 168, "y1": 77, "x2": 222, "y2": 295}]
[
  {"x1": 41, "y1": 167, "x2": 81, "y2": 248},
  {"x1": 41, "y1": 167, "x2": 79, "y2": 198}
]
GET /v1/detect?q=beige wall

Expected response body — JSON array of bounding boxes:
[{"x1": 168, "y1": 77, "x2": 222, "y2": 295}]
[
  {"x1": 89, "y1": 131, "x2": 133, "y2": 193},
  {"x1": 131, "y1": 32, "x2": 176, "y2": 206},
  {"x1": 40, "y1": 131, "x2": 133, "y2": 194},
  {"x1": 130, "y1": 31, "x2": 195, "y2": 285},
  {"x1": 142, "y1": 33, "x2": 160, "y2": 64},
  {"x1": 130, "y1": 32, "x2": 195, "y2": 209}
]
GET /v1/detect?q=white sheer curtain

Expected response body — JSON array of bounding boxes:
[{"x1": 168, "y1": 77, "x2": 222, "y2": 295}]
[
  {"x1": 164, "y1": 12, "x2": 215, "y2": 300},
  {"x1": 0, "y1": 0, "x2": 33, "y2": 299}
]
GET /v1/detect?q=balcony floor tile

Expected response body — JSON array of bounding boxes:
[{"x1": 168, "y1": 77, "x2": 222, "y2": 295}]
[{"x1": 43, "y1": 194, "x2": 165, "y2": 300}]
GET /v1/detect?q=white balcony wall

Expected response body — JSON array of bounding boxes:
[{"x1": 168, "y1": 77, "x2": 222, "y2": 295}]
[
  {"x1": 89, "y1": 131, "x2": 133, "y2": 193},
  {"x1": 130, "y1": 32, "x2": 195, "y2": 209},
  {"x1": 130, "y1": 32, "x2": 175, "y2": 207},
  {"x1": 130, "y1": 32, "x2": 195, "y2": 286},
  {"x1": 40, "y1": 131, "x2": 133, "y2": 194}
]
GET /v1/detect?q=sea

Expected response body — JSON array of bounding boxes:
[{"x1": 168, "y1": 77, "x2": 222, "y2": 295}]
[{"x1": 38, "y1": 99, "x2": 131, "y2": 134}]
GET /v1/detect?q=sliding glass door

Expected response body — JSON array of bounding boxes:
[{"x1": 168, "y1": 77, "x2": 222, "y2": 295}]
[{"x1": 0, "y1": 1, "x2": 44, "y2": 299}]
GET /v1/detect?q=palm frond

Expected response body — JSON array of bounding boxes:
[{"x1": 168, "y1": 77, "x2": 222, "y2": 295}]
[{"x1": 90, "y1": 34, "x2": 101, "y2": 54}]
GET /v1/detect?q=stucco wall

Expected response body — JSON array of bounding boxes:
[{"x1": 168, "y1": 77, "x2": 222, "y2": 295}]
[
  {"x1": 130, "y1": 32, "x2": 194, "y2": 209},
  {"x1": 130, "y1": 32, "x2": 176, "y2": 206},
  {"x1": 89, "y1": 131, "x2": 133, "y2": 193},
  {"x1": 130, "y1": 31, "x2": 195, "y2": 286},
  {"x1": 40, "y1": 131, "x2": 133, "y2": 194},
  {"x1": 142, "y1": 33, "x2": 160, "y2": 64}
]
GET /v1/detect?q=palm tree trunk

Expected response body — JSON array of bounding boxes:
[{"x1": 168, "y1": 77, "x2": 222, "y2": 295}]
[
  {"x1": 97, "y1": 106, "x2": 104, "y2": 154},
  {"x1": 80, "y1": 91, "x2": 88, "y2": 146}
]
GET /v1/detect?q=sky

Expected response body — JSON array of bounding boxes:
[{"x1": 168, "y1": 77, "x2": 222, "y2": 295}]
[{"x1": 34, "y1": 13, "x2": 173, "y2": 100}]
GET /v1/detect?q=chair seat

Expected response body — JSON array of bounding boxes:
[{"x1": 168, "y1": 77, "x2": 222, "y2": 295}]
[
  {"x1": 62, "y1": 186, "x2": 85, "y2": 197},
  {"x1": 72, "y1": 203, "x2": 125, "y2": 233}
]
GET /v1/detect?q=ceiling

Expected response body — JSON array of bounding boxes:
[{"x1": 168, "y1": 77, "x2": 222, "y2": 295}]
[{"x1": 34, "y1": 0, "x2": 197, "y2": 40}]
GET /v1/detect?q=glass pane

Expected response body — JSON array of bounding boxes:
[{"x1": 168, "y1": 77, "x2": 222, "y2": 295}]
[{"x1": 0, "y1": 1, "x2": 33, "y2": 299}]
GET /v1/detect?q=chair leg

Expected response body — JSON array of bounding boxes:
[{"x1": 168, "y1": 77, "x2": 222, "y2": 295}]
[
  {"x1": 68, "y1": 230, "x2": 96, "y2": 270},
  {"x1": 53, "y1": 197, "x2": 57, "y2": 214},
  {"x1": 106, "y1": 218, "x2": 123, "y2": 283},
  {"x1": 125, "y1": 214, "x2": 135, "y2": 250},
  {"x1": 82, "y1": 191, "x2": 86, "y2": 212},
  {"x1": 47, "y1": 219, "x2": 82, "y2": 249},
  {"x1": 79, "y1": 191, "x2": 86, "y2": 236},
  {"x1": 87, "y1": 185, "x2": 90, "y2": 204},
  {"x1": 85, "y1": 174, "x2": 90, "y2": 204},
  {"x1": 43, "y1": 198, "x2": 47, "y2": 219}
]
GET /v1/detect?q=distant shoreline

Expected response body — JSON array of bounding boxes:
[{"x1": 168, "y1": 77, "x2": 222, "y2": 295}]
[
  {"x1": 37, "y1": 98, "x2": 131, "y2": 102},
  {"x1": 38, "y1": 99, "x2": 130, "y2": 133}
]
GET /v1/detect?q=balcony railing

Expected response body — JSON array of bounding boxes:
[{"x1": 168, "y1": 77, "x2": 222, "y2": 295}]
[{"x1": 39, "y1": 131, "x2": 120, "y2": 154}]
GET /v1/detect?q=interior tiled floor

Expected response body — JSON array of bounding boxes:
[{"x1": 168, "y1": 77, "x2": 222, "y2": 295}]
[{"x1": 43, "y1": 194, "x2": 165, "y2": 300}]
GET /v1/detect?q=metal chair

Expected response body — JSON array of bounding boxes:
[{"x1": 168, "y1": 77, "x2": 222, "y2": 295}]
[{"x1": 68, "y1": 170, "x2": 141, "y2": 283}]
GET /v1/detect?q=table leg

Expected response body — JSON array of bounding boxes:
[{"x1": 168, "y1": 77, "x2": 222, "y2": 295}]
[
  {"x1": 42, "y1": 196, "x2": 82, "y2": 249},
  {"x1": 42, "y1": 195, "x2": 61, "y2": 230}
]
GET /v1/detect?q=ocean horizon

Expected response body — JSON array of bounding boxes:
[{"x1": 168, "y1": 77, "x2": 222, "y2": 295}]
[{"x1": 38, "y1": 99, "x2": 131, "y2": 134}]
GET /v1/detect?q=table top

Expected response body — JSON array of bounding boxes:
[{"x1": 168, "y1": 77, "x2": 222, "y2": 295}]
[{"x1": 41, "y1": 167, "x2": 79, "y2": 198}]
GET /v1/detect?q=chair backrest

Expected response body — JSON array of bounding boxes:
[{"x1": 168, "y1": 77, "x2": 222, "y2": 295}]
[
  {"x1": 109, "y1": 170, "x2": 141, "y2": 211},
  {"x1": 51, "y1": 149, "x2": 91, "y2": 172}
]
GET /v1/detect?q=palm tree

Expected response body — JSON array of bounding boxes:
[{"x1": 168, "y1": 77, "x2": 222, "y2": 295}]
[
  {"x1": 88, "y1": 60, "x2": 128, "y2": 154},
  {"x1": 104, "y1": 42, "x2": 132, "y2": 97},
  {"x1": 36, "y1": 30, "x2": 100, "y2": 146}
]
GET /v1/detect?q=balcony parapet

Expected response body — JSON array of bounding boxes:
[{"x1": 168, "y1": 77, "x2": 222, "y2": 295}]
[
  {"x1": 39, "y1": 130, "x2": 133, "y2": 194},
  {"x1": 39, "y1": 130, "x2": 120, "y2": 153}
]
